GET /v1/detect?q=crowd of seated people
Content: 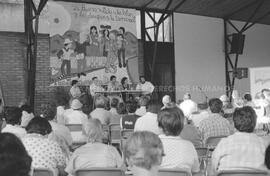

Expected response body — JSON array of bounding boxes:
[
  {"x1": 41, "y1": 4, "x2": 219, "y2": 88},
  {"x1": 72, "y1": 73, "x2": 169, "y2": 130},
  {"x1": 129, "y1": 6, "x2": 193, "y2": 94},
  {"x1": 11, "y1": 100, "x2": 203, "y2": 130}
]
[{"x1": 1, "y1": 88, "x2": 270, "y2": 176}]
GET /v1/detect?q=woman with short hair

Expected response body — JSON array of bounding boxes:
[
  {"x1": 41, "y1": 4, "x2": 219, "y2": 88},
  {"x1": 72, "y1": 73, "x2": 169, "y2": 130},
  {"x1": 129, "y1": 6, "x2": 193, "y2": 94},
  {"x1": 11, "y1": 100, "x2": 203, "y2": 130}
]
[
  {"x1": 65, "y1": 118, "x2": 123, "y2": 175},
  {"x1": 22, "y1": 116, "x2": 66, "y2": 176},
  {"x1": 124, "y1": 131, "x2": 164, "y2": 176},
  {"x1": 157, "y1": 107, "x2": 200, "y2": 173},
  {"x1": 0, "y1": 133, "x2": 32, "y2": 176}
]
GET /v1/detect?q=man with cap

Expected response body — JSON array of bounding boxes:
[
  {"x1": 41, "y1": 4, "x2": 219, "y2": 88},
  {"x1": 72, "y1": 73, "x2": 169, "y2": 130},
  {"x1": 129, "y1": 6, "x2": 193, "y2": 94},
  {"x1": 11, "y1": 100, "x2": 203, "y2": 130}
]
[
  {"x1": 161, "y1": 95, "x2": 173, "y2": 110},
  {"x1": 57, "y1": 38, "x2": 74, "y2": 77},
  {"x1": 63, "y1": 99, "x2": 88, "y2": 124}
]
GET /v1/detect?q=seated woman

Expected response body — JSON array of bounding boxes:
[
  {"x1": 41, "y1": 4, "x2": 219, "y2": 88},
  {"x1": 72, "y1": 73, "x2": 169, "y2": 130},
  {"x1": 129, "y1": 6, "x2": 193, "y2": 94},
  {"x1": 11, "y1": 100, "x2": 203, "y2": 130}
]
[
  {"x1": 0, "y1": 133, "x2": 32, "y2": 176},
  {"x1": 65, "y1": 118, "x2": 123, "y2": 175},
  {"x1": 157, "y1": 107, "x2": 200, "y2": 173},
  {"x1": 22, "y1": 116, "x2": 66, "y2": 176},
  {"x1": 124, "y1": 131, "x2": 164, "y2": 176}
]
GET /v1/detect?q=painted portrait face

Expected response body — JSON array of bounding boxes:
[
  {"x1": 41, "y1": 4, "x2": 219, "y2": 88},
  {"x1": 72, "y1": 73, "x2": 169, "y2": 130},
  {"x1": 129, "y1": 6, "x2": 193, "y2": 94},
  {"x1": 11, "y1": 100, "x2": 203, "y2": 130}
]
[
  {"x1": 90, "y1": 26, "x2": 97, "y2": 34},
  {"x1": 109, "y1": 32, "x2": 116, "y2": 40}
]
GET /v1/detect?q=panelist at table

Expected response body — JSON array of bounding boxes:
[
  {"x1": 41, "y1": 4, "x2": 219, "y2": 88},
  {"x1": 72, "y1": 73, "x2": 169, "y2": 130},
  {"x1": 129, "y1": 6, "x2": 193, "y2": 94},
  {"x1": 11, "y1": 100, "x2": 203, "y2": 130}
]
[
  {"x1": 89, "y1": 77, "x2": 104, "y2": 97},
  {"x1": 136, "y1": 76, "x2": 155, "y2": 95},
  {"x1": 107, "y1": 75, "x2": 121, "y2": 91}
]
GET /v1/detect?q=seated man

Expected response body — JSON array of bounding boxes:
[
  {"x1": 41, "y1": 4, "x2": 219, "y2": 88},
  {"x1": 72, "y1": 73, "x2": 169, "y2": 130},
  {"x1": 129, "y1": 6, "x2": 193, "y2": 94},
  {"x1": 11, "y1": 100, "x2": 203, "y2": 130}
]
[
  {"x1": 211, "y1": 106, "x2": 268, "y2": 174},
  {"x1": 134, "y1": 102, "x2": 162, "y2": 135},
  {"x1": 89, "y1": 77, "x2": 104, "y2": 97},
  {"x1": 136, "y1": 76, "x2": 154, "y2": 95},
  {"x1": 90, "y1": 95, "x2": 112, "y2": 125},
  {"x1": 189, "y1": 102, "x2": 209, "y2": 127},
  {"x1": 179, "y1": 93, "x2": 197, "y2": 118},
  {"x1": 2, "y1": 107, "x2": 26, "y2": 138},
  {"x1": 107, "y1": 75, "x2": 121, "y2": 91},
  {"x1": 198, "y1": 98, "x2": 232, "y2": 143},
  {"x1": 135, "y1": 96, "x2": 149, "y2": 116},
  {"x1": 70, "y1": 80, "x2": 82, "y2": 99},
  {"x1": 120, "y1": 100, "x2": 139, "y2": 129},
  {"x1": 158, "y1": 107, "x2": 200, "y2": 172}
]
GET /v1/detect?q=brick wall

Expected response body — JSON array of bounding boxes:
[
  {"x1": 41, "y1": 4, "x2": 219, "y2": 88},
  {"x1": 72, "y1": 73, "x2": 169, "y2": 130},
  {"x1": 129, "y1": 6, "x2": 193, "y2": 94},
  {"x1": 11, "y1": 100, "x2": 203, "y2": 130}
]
[{"x1": 0, "y1": 32, "x2": 53, "y2": 112}]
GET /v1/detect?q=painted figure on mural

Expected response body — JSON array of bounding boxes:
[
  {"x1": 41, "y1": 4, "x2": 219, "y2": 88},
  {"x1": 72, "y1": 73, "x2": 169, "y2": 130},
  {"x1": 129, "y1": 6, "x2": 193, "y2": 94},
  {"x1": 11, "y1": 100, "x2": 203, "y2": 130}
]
[
  {"x1": 57, "y1": 38, "x2": 74, "y2": 78},
  {"x1": 117, "y1": 27, "x2": 127, "y2": 68},
  {"x1": 86, "y1": 25, "x2": 101, "y2": 68},
  {"x1": 105, "y1": 31, "x2": 118, "y2": 73}
]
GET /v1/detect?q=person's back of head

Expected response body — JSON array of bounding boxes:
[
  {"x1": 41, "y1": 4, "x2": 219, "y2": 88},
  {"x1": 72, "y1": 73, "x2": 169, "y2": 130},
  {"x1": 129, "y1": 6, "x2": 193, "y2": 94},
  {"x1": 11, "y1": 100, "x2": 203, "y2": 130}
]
[
  {"x1": 0, "y1": 133, "x2": 32, "y2": 176},
  {"x1": 208, "y1": 98, "x2": 223, "y2": 114},
  {"x1": 139, "y1": 96, "x2": 149, "y2": 107},
  {"x1": 40, "y1": 102, "x2": 57, "y2": 121},
  {"x1": 71, "y1": 80, "x2": 78, "y2": 86},
  {"x1": 20, "y1": 104, "x2": 32, "y2": 114},
  {"x1": 158, "y1": 107, "x2": 184, "y2": 136},
  {"x1": 110, "y1": 97, "x2": 119, "y2": 109},
  {"x1": 183, "y1": 93, "x2": 191, "y2": 100},
  {"x1": 94, "y1": 95, "x2": 106, "y2": 109},
  {"x1": 124, "y1": 131, "x2": 164, "y2": 172},
  {"x1": 4, "y1": 107, "x2": 22, "y2": 125},
  {"x1": 244, "y1": 93, "x2": 252, "y2": 102},
  {"x1": 117, "y1": 102, "x2": 127, "y2": 115},
  {"x1": 233, "y1": 106, "x2": 257, "y2": 133},
  {"x1": 26, "y1": 116, "x2": 52, "y2": 136},
  {"x1": 126, "y1": 100, "x2": 138, "y2": 114},
  {"x1": 84, "y1": 118, "x2": 103, "y2": 143}
]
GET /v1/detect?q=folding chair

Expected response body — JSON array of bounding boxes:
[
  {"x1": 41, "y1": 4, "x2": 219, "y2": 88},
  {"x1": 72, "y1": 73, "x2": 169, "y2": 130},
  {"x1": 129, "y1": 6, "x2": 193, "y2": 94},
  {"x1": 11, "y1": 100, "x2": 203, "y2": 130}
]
[
  {"x1": 33, "y1": 168, "x2": 54, "y2": 176},
  {"x1": 109, "y1": 123, "x2": 121, "y2": 145},
  {"x1": 205, "y1": 135, "x2": 227, "y2": 151},
  {"x1": 75, "y1": 168, "x2": 125, "y2": 176},
  {"x1": 216, "y1": 170, "x2": 268, "y2": 176},
  {"x1": 66, "y1": 124, "x2": 86, "y2": 150},
  {"x1": 159, "y1": 168, "x2": 191, "y2": 176},
  {"x1": 102, "y1": 125, "x2": 110, "y2": 144},
  {"x1": 196, "y1": 147, "x2": 208, "y2": 172}
]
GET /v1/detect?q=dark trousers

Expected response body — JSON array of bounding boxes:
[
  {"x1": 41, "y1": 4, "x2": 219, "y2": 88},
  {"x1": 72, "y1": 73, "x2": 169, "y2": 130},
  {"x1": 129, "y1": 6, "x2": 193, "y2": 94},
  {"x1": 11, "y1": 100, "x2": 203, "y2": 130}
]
[
  {"x1": 117, "y1": 48, "x2": 125, "y2": 65},
  {"x1": 61, "y1": 60, "x2": 71, "y2": 76}
]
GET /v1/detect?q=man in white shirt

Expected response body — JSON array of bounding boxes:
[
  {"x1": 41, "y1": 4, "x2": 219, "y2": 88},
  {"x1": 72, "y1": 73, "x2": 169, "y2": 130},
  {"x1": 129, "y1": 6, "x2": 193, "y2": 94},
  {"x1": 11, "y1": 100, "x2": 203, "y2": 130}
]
[
  {"x1": 179, "y1": 93, "x2": 197, "y2": 117},
  {"x1": 90, "y1": 95, "x2": 112, "y2": 125},
  {"x1": 136, "y1": 76, "x2": 155, "y2": 94},
  {"x1": 107, "y1": 75, "x2": 121, "y2": 91},
  {"x1": 1, "y1": 107, "x2": 26, "y2": 138},
  {"x1": 134, "y1": 104, "x2": 162, "y2": 135},
  {"x1": 135, "y1": 96, "x2": 149, "y2": 116},
  {"x1": 70, "y1": 80, "x2": 83, "y2": 100},
  {"x1": 89, "y1": 77, "x2": 104, "y2": 97},
  {"x1": 63, "y1": 99, "x2": 88, "y2": 125}
]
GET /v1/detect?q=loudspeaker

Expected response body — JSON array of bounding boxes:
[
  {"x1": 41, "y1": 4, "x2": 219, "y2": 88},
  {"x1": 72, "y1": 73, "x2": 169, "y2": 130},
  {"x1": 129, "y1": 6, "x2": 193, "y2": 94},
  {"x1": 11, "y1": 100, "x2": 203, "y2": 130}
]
[
  {"x1": 234, "y1": 67, "x2": 248, "y2": 79},
  {"x1": 230, "y1": 33, "x2": 245, "y2": 54}
]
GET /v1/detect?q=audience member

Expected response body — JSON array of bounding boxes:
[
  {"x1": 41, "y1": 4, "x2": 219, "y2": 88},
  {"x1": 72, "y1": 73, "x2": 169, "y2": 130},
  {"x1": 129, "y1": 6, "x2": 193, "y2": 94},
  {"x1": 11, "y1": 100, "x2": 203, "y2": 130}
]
[
  {"x1": 198, "y1": 98, "x2": 232, "y2": 143},
  {"x1": 20, "y1": 104, "x2": 34, "y2": 127},
  {"x1": 90, "y1": 95, "x2": 112, "y2": 125},
  {"x1": 0, "y1": 133, "x2": 32, "y2": 176},
  {"x1": 243, "y1": 93, "x2": 255, "y2": 108},
  {"x1": 262, "y1": 89, "x2": 270, "y2": 116},
  {"x1": 56, "y1": 96, "x2": 69, "y2": 124},
  {"x1": 211, "y1": 106, "x2": 268, "y2": 174},
  {"x1": 179, "y1": 93, "x2": 197, "y2": 117},
  {"x1": 120, "y1": 100, "x2": 139, "y2": 129},
  {"x1": 63, "y1": 99, "x2": 88, "y2": 124},
  {"x1": 2, "y1": 107, "x2": 26, "y2": 138},
  {"x1": 189, "y1": 102, "x2": 209, "y2": 127},
  {"x1": 23, "y1": 117, "x2": 66, "y2": 176},
  {"x1": 124, "y1": 131, "x2": 164, "y2": 176},
  {"x1": 40, "y1": 103, "x2": 72, "y2": 148},
  {"x1": 135, "y1": 96, "x2": 149, "y2": 116},
  {"x1": 65, "y1": 119, "x2": 123, "y2": 175},
  {"x1": 157, "y1": 107, "x2": 200, "y2": 172},
  {"x1": 232, "y1": 90, "x2": 244, "y2": 108},
  {"x1": 161, "y1": 95, "x2": 173, "y2": 110},
  {"x1": 219, "y1": 94, "x2": 234, "y2": 114},
  {"x1": 110, "y1": 97, "x2": 119, "y2": 115},
  {"x1": 134, "y1": 103, "x2": 162, "y2": 135}
]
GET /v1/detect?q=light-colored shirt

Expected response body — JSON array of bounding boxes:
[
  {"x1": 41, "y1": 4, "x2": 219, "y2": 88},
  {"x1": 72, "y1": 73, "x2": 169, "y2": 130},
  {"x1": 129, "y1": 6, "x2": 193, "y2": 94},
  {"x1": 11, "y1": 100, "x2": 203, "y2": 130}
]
[
  {"x1": 65, "y1": 142, "x2": 123, "y2": 175},
  {"x1": 136, "y1": 81, "x2": 155, "y2": 94},
  {"x1": 211, "y1": 132, "x2": 268, "y2": 174},
  {"x1": 62, "y1": 48, "x2": 74, "y2": 61},
  {"x1": 70, "y1": 86, "x2": 81, "y2": 99},
  {"x1": 22, "y1": 134, "x2": 66, "y2": 176},
  {"x1": 110, "y1": 108, "x2": 118, "y2": 115},
  {"x1": 159, "y1": 135, "x2": 200, "y2": 173},
  {"x1": 189, "y1": 110, "x2": 210, "y2": 127},
  {"x1": 198, "y1": 113, "x2": 232, "y2": 143},
  {"x1": 49, "y1": 121, "x2": 73, "y2": 146},
  {"x1": 63, "y1": 109, "x2": 88, "y2": 125},
  {"x1": 135, "y1": 106, "x2": 147, "y2": 116},
  {"x1": 179, "y1": 99, "x2": 198, "y2": 117},
  {"x1": 134, "y1": 112, "x2": 162, "y2": 135},
  {"x1": 90, "y1": 108, "x2": 112, "y2": 125},
  {"x1": 89, "y1": 83, "x2": 104, "y2": 96},
  {"x1": 1, "y1": 124, "x2": 26, "y2": 138},
  {"x1": 107, "y1": 81, "x2": 121, "y2": 91},
  {"x1": 56, "y1": 106, "x2": 66, "y2": 124}
]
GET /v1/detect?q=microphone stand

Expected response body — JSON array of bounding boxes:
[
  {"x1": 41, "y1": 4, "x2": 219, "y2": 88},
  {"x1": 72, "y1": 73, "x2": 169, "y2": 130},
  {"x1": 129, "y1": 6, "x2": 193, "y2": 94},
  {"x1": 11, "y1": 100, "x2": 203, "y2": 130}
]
[{"x1": 198, "y1": 86, "x2": 208, "y2": 104}]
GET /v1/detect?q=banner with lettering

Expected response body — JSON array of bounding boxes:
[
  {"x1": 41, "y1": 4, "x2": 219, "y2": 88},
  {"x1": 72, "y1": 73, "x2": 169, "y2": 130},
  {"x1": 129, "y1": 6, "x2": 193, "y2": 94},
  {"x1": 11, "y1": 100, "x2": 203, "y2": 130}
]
[
  {"x1": 48, "y1": 1, "x2": 139, "y2": 86},
  {"x1": 250, "y1": 67, "x2": 270, "y2": 98}
]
